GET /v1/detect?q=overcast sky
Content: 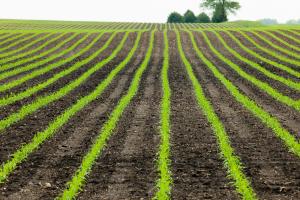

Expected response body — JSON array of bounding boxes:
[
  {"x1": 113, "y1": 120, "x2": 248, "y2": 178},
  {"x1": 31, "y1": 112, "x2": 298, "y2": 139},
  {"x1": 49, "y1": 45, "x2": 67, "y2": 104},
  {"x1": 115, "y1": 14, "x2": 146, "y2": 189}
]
[{"x1": 0, "y1": 0, "x2": 299, "y2": 23}]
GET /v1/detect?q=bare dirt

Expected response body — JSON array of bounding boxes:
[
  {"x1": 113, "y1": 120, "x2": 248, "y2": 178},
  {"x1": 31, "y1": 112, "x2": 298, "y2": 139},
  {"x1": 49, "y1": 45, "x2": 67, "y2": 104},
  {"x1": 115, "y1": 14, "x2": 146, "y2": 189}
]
[{"x1": 0, "y1": 30, "x2": 299, "y2": 200}]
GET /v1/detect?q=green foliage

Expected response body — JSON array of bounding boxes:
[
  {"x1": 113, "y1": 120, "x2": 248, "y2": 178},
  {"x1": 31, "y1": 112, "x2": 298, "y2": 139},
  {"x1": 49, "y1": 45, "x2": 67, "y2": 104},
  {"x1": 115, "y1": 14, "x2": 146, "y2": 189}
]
[
  {"x1": 184, "y1": 10, "x2": 197, "y2": 23},
  {"x1": 201, "y1": 0, "x2": 241, "y2": 14},
  {"x1": 201, "y1": 0, "x2": 241, "y2": 22},
  {"x1": 197, "y1": 12, "x2": 211, "y2": 23},
  {"x1": 154, "y1": 30, "x2": 172, "y2": 200},
  {"x1": 167, "y1": 12, "x2": 183, "y2": 23},
  {"x1": 212, "y1": 3, "x2": 227, "y2": 23}
]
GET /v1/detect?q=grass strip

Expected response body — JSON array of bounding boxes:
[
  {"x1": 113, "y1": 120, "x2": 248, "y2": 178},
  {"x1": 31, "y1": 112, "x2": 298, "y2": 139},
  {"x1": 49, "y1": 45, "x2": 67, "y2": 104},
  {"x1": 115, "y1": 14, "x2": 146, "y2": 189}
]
[
  {"x1": 0, "y1": 33, "x2": 79, "y2": 73},
  {"x1": 189, "y1": 30, "x2": 300, "y2": 160},
  {"x1": 0, "y1": 33, "x2": 51, "y2": 58},
  {"x1": 0, "y1": 35, "x2": 89, "y2": 85},
  {"x1": 0, "y1": 33, "x2": 65, "y2": 66},
  {"x1": 250, "y1": 31, "x2": 300, "y2": 60},
  {"x1": 211, "y1": 31, "x2": 300, "y2": 90},
  {"x1": 57, "y1": 30, "x2": 153, "y2": 199},
  {"x1": 0, "y1": 31, "x2": 143, "y2": 185},
  {"x1": 223, "y1": 30, "x2": 300, "y2": 78},
  {"x1": 201, "y1": 31, "x2": 300, "y2": 112},
  {"x1": 0, "y1": 33, "x2": 105, "y2": 106},
  {"x1": 0, "y1": 32, "x2": 129, "y2": 132},
  {"x1": 178, "y1": 30, "x2": 257, "y2": 200},
  {"x1": 154, "y1": 30, "x2": 172, "y2": 200},
  {"x1": 238, "y1": 31, "x2": 300, "y2": 67}
]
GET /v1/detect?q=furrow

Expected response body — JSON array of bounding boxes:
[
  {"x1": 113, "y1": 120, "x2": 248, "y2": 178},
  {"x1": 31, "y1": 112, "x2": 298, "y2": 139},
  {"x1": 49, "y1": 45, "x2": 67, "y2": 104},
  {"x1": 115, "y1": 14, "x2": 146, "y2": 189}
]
[
  {"x1": 189, "y1": 30, "x2": 300, "y2": 158},
  {"x1": 0, "y1": 33, "x2": 79, "y2": 73},
  {"x1": 220, "y1": 30, "x2": 300, "y2": 79},
  {"x1": 200, "y1": 31, "x2": 300, "y2": 112},
  {"x1": 0, "y1": 33, "x2": 61, "y2": 62},
  {"x1": 57, "y1": 30, "x2": 154, "y2": 200},
  {"x1": 0, "y1": 33, "x2": 84, "y2": 81},
  {"x1": 0, "y1": 32, "x2": 129, "y2": 132},
  {"x1": 179, "y1": 30, "x2": 256, "y2": 200},
  {"x1": 0, "y1": 31, "x2": 141, "y2": 185},
  {"x1": 237, "y1": 31, "x2": 300, "y2": 67},
  {"x1": 0, "y1": 33, "x2": 103, "y2": 106}
]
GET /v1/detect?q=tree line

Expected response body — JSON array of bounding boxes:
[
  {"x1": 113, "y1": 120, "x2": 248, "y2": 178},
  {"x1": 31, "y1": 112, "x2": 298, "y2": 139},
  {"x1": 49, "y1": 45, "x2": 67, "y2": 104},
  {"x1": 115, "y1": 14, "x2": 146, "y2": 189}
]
[{"x1": 168, "y1": 0, "x2": 240, "y2": 23}]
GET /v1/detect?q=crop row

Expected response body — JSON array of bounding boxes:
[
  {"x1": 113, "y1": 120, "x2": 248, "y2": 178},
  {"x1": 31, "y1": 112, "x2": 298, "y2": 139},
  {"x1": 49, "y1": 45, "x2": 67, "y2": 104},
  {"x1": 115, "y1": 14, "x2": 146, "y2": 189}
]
[
  {"x1": 0, "y1": 33, "x2": 89, "y2": 90},
  {"x1": 154, "y1": 30, "x2": 172, "y2": 200},
  {"x1": 0, "y1": 33, "x2": 64, "y2": 66},
  {"x1": 222, "y1": 31, "x2": 300, "y2": 78},
  {"x1": 187, "y1": 29, "x2": 300, "y2": 160},
  {"x1": 58, "y1": 30, "x2": 154, "y2": 200},
  {"x1": 200, "y1": 31, "x2": 300, "y2": 111},
  {"x1": 0, "y1": 33, "x2": 33, "y2": 51},
  {"x1": 0, "y1": 31, "x2": 144, "y2": 186},
  {"x1": 0, "y1": 33, "x2": 52, "y2": 59},
  {"x1": 0, "y1": 32, "x2": 129, "y2": 132},
  {"x1": 0, "y1": 33, "x2": 79, "y2": 74},
  {"x1": 177, "y1": 29, "x2": 257, "y2": 200},
  {"x1": 0, "y1": 33, "x2": 104, "y2": 106},
  {"x1": 0, "y1": 28, "x2": 299, "y2": 199}
]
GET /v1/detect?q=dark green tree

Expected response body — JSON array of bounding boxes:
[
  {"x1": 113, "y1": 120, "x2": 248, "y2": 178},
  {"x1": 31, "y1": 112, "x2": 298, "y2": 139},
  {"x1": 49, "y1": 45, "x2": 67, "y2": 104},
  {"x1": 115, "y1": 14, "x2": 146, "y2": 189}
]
[
  {"x1": 167, "y1": 12, "x2": 184, "y2": 23},
  {"x1": 201, "y1": 0, "x2": 240, "y2": 22},
  {"x1": 212, "y1": 3, "x2": 227, "y2": 23},
  {"x1": 184, "y1": 10, "x2": 197, "y2": 23},
  {"x1": 197, "y1": 12, "x2": 211, "y2": 23}
]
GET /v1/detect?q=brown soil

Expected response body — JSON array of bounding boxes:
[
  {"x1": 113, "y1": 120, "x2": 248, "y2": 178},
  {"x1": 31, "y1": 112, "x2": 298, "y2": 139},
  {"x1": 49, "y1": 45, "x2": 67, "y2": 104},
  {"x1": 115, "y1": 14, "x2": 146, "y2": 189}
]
[
  {"x1": 182, "y1": 31, "x2": 300, "y2": 199},
  {"x1": 228, "y1": 31, "x2": 300, "y2": 73},
  {"x1": 169, "y1": 31, "x2": 239, "y2": 199},
  {"x1": 268, "y1": 31, "x2": 300, "y2": 48},
  {"x1": 0, "y1": 33, "x2": 32, "y2": 49},
  {"x1": 243, "y1": 31, "x2": 300, "y2": 61},
  {"x1": 0, "y1": 33, "x2": 75, "y2": 69},
  {"x1": 0, "y1": 33, "x2": 105, "y2": 96},
  {"x1": 0, "y1": 33, "x2": 136, "y2": 163},
  {"x1": 0, "y1": 29, "x2": 299, "y2": 200},
  {"x1": 204, "y1": 31, "x2": 300, "y2": 99},
  {"x1": 218, "y1": 31, "x2": 300, "y2": 82}
]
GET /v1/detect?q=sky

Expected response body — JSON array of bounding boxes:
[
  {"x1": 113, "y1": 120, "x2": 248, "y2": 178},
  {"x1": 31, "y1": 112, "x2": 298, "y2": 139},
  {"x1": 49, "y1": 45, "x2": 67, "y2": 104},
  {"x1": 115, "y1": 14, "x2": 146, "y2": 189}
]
[{"x1": 0, "y1": 0, "x2": 299, "y2": 23}]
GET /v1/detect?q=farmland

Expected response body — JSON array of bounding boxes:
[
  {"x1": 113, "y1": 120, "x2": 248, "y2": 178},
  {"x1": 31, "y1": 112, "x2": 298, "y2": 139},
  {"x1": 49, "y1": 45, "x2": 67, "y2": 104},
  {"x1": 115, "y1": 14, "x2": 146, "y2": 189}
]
[{"x1": 0, "y1": 20, "x2": 299, "y2": 200}]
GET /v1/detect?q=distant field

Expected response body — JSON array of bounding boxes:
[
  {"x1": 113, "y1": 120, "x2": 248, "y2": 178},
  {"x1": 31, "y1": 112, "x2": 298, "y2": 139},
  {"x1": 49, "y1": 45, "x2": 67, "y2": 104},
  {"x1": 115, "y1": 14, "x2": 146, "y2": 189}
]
[{"x1": 0, "y1": 20, "x2": 299, "y2": 200}]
